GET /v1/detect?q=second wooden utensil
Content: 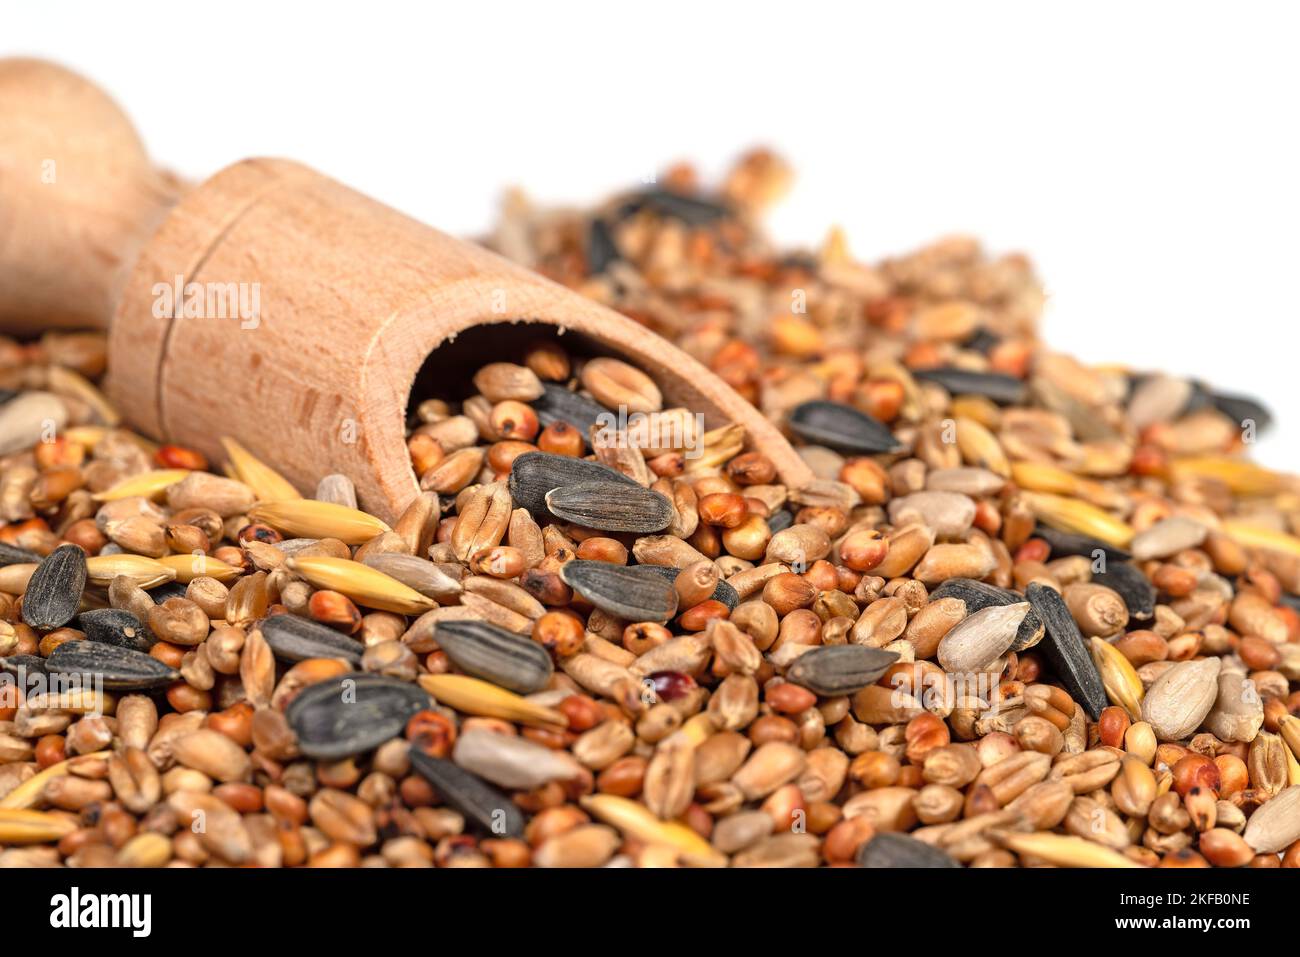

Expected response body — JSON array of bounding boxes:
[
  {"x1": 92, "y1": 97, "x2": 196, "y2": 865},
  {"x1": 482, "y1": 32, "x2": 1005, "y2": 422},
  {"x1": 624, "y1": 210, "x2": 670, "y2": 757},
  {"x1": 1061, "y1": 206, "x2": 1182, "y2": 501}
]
[{"x1": 0, "y1": 59, "x2": 812, "y2": 520}]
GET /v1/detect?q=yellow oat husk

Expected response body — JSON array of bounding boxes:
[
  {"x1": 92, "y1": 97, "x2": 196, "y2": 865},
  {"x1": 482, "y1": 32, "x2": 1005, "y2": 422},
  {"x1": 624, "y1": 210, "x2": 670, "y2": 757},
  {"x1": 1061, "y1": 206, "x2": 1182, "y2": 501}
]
[
  {"x1": 249, "y1": 500, "x2": 390, "y2": 545},
  {"x1": 1021, "y1": 491, "x2": 1134, "y2": 549},
  {"x1": 1280, "y1": 716, "x2": 1300, "y2": 784},
  {"x1": 417, "y1": 674, "x2": 565, "y2": 728},
  {"x1": 92, "y1": 469, "x2": 191, "y2": 502},
  {"x1": 0, "y1": 808, "x2": 79, "y2": 844},
  {"x1": 1220, "y1": 520, "x2": 1300, "y2": 560},
  {"x1": 580, "y1": 794, "x2": 726, "y2": 866},
  {"x1": 156, "y1": 553, "x2": 242, "y2": 584},
  {"x1": 61, "y1": 425, "x2": 109, "y2": 449},
  {"x1": 1089, "y1": 637, "x2": 1144, "y2": 719},
  {"x1": 221, "y1": 437, "x2": 302, "y2": 503},
  {"x1": 288, "y1": 556, "x2": 435, "y2": 614},
  {"x1": 1011, "y1": 462, "x2": 1126, "y2": 511},
  {"x1": 85, "y1": 554, "x2": 177, "y2": 588},
  {"x1": 46, "y1": 365, "x2": 121, "y2": 427},
  {"x1": 999, "y1": 831, "x2": 1144, "y2": 868},
  {"x1": 0, "y1": 751, "x2": 112, "y2": 810},
  {"x1": 1168, "y1": 457, "x2": 1286, "y2": 496},
  {"x1": 954, "y1": 417, "x2": 1010, "y2": 477}
]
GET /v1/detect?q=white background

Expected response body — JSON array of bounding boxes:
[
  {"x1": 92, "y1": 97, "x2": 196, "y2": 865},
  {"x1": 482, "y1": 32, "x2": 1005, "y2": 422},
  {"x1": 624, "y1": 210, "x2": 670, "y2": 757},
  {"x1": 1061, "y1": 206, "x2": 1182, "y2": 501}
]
[{"x1": 6, "y1": 1, "x2": 1298, "y2": 466}]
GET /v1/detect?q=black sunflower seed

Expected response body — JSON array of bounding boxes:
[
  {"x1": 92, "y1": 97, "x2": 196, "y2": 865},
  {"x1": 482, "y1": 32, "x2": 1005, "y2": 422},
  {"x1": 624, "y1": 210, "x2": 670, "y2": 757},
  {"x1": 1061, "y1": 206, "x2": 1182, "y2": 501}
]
[
  {"x1": 911, "y1": 367, "x2": 1027, "y2": 405},
  {"x1": 1026, "y1": 582, "x2": 1107, "y2": 720},
  {"x1": 0, "y1": 654, "x2": 47, "y2": 677},
  {"x1": 964, "y1": 329, "x2": 1001, "y2": 355},
  {"x1": 286, "y1": 674, "x2": 430, "y2": 760},
  {"x1": 635, "y1": 565, "x2": 740, "y2": 610},
  {"x1": 1034, "y1": 524, "x2": 1132, "y2": 563},
  {"x1": 21, "y1": 543, "x2": 87, "y2": 630},
  {"x1": 559, "y1": 560, "x2": 678, "y2": 621},
  {"x1": 45, "y1": 640, "x2": 179, "y2": 690},
  {"x1": 786, "y1": 645, "x2": 899, "y2": 696},
  {"x1": 261, "y1": 614, "x2": 364, "y2": 666},
  {"x1": 1208, "y1": 389, "x2": 1273, "y2": 433},
  {"x1": 75, "y1": 608, "x2": 154, "y2": 652},
  {"x1": 508, "y1": 450, "x2": 638, "y2": 518},
  {"x1": 544, "y1": 481, "x2": 673, "y2": 533},
  {"x1": 529, "y1": 384, "x2": 613, "y2": 437},
  {"x1": 767, "y1": 509, "x2": 795, "y2": 534},
  {"x1": 616, "y1": 188, "x2": 731, "y2": 226},
  {"x1": 432, "y1": 619, "x2": 553, "y2": 694},
  {"x1": 928, "y1": 578, "x2": 1043, "y2": 652},
  {"x1": 0, "y1": 541, "x2": 42, "y2": 566},
  {"x1": 587, "y1": 218, "x2": 621, "y2": 274},
  {"x1": 856, "y1": 832, "x2": 959, "y2": 868},
  {"x1": 787, "y1": 400, "x2": 902, "y2": 454},
  {"x1": 928, "y1": 578, "x2": 1020, "y2": 611},
  {"x1": 1092, "y1": 562, "x2": 1155, "y2": 621},
  {"x1": 149, "y1": 581, "x2": 190, "y2": 604},
  {"x1": 409, "y1": 749, "x2": 525, "y2": 839}
]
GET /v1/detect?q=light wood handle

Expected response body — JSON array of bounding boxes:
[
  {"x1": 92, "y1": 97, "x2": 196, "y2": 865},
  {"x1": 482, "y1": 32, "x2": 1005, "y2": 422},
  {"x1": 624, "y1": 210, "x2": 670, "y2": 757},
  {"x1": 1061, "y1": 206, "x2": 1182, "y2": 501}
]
[
  {"x1": 0, "y1": 59, "x2": 182, "y2": 335},
  {"x1": 2, "y1": 59, "x2": 814, "y2": 521}
]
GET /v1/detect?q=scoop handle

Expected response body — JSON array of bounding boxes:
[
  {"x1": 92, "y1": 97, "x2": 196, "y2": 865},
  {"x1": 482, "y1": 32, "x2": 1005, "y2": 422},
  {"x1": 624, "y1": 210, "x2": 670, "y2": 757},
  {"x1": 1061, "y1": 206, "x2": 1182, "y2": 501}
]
[{"x1": 0, "y1": 58, "x2": 182, "y2": 336}]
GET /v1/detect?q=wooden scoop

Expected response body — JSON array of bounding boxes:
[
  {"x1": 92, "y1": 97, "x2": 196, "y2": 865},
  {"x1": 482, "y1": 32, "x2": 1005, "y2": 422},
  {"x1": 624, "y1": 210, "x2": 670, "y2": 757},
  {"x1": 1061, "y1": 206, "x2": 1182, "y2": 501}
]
[{"x1": 0, "y1": 59, "x2": 812, "y2": 520}]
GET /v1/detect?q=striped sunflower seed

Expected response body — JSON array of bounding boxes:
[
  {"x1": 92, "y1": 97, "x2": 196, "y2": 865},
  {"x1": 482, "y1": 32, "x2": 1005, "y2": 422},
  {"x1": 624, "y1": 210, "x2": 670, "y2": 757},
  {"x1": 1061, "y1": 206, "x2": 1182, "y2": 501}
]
[
  {"x1": 636, "y1": 565, "x2": 740, "y2": 610},
  {"x1": 0, "y1": 542, "x2": 42, "y2": 566},
  {"x1": 74, "y1": 608, "x2": 153, "y2": 652},
  {"x1": 1034, "y1": 524, "x2": 1132, "y2": 562},
  {"x1": 560, "y1": 560, "x2": 679, "y2": 622},
  {"x1": 786, "y1": 400, "x2": 902, "y2": 454},
  {"x1": 249, "y1": 500, "x2": 390, "y2": 546},
  {"x1": 285, "y1": 673, "x2": 430, "y2": 760},
  {"x1": 409, "y1": 748, "x2": 525, "y2": 838},
  {"x1": 530, "y1": 382, "x2": 611, "y2": 436},
  {"x1": 856, "y1": 832, "x2": 960, "y2": 868},
  {"x1": 45, "y1": 640, "x2": 179, "y2": 690},
  {"x1": 20, "y1": 543, "x2": 87, "y2": 630},
  {"x1": 927, "y1": 578, "x2": 1043, "y2": 652},
  {"x1": 544, "y1": 481, "x2": 673, "y2": 533},
  {"x1": 432, "y1": 618, "x2": 553, "y2": 694},
  {"x1": 1091, "y1": 562, "x2": 1155, "y2": 621},
  {"x1": 260, "y1": 614, "x2": 364, "y2": 666},
  {"x1": 911, "y1": 367, "x2": 1028, "y2": 406},
  {"x1": 507, "y1": 451, "x2": 639, "y2": 517},
  {"x1": 1026, "y1": 582, "x2": 1107, "y2": 720},
  {"x1": 785, "y1": 644, "x2": 899, "y2": 696}
]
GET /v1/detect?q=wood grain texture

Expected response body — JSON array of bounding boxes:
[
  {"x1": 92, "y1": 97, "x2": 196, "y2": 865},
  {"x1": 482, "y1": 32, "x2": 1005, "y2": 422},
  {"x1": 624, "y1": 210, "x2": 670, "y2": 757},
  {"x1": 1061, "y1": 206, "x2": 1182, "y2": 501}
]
[
  {"x1": 107, "y1": 159, "x2": 813, "y2": 521},
  {"x1": 1, "y1": 58, "x2": 813, "y2": 521},
  {"x1": 0, "y1": 58, "x2": 181, "y2": 334}
]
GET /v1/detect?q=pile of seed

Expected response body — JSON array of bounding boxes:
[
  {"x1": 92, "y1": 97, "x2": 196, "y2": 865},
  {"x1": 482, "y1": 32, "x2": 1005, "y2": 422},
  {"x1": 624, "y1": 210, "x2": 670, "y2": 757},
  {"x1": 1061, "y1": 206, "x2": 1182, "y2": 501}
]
[{"x1": 1, "y1": 155, "x2": 1299, "y2": 869}]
